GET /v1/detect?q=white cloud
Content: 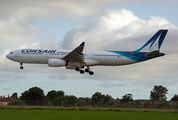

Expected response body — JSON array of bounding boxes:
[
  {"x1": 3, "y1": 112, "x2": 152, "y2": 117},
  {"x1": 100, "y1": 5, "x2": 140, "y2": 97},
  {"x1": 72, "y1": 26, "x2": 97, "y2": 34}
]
[
  {"x1": 0, "y1": 0, "x2": 122, "y2": 20},
  {"x1": 0, "y1": 0, "x2": 178, "y2": 100},
  {"x1": 59, "y1": 9, "x2": 178, "y2": 83},
  {"x1": 0, "y1": 72, "x2": 25, "y2": 82},
  {"x1": 0, "y1": 17, "x2": 38, "y2": 46},
  {"x1": 97, "y1": 81, "x2": 129, "y2": 88},
  {"x1": 61, "y1": 9, "x2": 177, "y2": 50},
  {"x1": 0, "y1": 2, "x2": 178, "y2": 85}
]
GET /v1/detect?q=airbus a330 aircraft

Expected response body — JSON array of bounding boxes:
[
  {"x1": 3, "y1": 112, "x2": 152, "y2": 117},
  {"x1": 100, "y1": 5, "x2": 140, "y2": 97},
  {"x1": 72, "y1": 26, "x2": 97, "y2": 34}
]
[{"x1": 6, "y1": 29, "x2": 168, "y2": 75}]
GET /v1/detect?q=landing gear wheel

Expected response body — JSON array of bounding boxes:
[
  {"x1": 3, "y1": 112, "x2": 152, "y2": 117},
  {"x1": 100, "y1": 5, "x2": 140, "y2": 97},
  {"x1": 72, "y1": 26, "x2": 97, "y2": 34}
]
[
  {"x1": 80, "y1": 70, "x2": 84, "y2": 74},
  {"x1": 20, "y1": 66, "x2": 23, "y2": 69},
  {"x1": 89, "y1": 71, "x2": 94, "y2": 75},
  {"x1": 75, "y1": 67, "x2": 80, "y2": 71},
  {"x1": 85, "y1": 68, "x2": 89, "y2": 72},
  {"x1": 19, "y1": 63, "x2": 23, "y2": 69}
]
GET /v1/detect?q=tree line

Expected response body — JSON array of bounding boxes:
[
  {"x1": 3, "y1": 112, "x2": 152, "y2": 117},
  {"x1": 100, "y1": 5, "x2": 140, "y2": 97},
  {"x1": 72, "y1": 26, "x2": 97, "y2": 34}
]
[{"x1": 7, "y1": 85, "x2": 178, "y2": 108}]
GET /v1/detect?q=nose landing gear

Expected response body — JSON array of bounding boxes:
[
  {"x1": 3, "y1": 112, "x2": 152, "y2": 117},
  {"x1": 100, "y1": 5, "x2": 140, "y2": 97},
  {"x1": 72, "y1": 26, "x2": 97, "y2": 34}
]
[{"x1": 20, "y1": 63, "x2": 23, "y2": 69}]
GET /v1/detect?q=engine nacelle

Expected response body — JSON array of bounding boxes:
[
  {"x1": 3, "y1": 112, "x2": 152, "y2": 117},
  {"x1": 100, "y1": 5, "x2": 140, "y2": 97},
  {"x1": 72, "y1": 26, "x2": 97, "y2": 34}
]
[{"x1": 48, "y1": 59, "x2": 66, "y2": 67}]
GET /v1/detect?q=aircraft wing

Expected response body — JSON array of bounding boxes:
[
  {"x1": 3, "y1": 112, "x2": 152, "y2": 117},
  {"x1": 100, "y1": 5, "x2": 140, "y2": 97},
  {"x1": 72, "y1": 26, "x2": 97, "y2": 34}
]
[{"x1": 63, "y1": 42, "x2": 85, "y2": 63}]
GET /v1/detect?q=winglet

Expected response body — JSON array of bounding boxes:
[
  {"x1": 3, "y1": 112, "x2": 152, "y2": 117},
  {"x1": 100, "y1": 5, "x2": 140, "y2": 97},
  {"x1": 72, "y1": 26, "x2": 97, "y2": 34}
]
[
  {"x1": 79, "y1": 42, "x2": 85, "y2": 47},
  {"x1": 63, "y1": 42, "x2": 85, "y2": 61}
]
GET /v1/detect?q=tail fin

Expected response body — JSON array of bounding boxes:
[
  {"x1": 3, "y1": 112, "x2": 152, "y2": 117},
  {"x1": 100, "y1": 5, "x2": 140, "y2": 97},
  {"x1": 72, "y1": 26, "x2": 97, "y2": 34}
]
[{"x1": 134, "y1": 30, "x2": 168, "y2": 52}]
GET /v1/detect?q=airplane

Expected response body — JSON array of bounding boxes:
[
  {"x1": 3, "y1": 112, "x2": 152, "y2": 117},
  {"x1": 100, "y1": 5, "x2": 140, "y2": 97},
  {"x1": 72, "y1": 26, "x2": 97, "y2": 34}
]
[{"x1": 6, "y1": 29, "x2": 168, "y2": 75}]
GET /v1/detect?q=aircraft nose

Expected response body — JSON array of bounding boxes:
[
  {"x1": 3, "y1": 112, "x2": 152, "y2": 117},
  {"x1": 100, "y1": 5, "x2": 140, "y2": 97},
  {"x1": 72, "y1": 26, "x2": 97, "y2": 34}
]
[{"x1": 6, "y1": 54, "x2": 11, "y2": 59}]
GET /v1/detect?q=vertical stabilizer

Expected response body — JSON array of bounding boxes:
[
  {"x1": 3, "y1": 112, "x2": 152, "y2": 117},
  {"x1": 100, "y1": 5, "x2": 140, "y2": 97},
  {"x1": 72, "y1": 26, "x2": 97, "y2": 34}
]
[{"x1": 134, "y1": 30, "x2": 168, "y2": 52}]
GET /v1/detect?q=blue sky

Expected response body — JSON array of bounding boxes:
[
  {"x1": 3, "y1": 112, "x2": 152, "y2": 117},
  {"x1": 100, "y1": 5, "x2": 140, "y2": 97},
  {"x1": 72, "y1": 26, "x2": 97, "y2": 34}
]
[{"x1": 1, "y1": 0, "x2": 178, "y2": 100}]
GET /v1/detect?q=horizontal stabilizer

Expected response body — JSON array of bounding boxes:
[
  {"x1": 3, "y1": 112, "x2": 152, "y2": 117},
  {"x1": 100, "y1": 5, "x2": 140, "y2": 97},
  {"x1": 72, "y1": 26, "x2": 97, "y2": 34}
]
[{"x1": 145, "y1": 50, "x2": 160, "y2": 58}]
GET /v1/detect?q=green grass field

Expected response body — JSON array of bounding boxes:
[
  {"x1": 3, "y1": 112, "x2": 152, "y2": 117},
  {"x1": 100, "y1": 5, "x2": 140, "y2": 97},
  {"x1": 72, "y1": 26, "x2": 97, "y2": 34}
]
[{"x1": 0, "y1": 108, "x2": 178, "y2": 120}]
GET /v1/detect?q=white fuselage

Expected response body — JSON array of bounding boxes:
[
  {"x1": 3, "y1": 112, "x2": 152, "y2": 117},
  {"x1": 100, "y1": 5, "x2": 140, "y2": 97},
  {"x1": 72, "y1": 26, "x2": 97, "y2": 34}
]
[
  {"x1": 6, "y1": 49, "x2": 137, "y2": 67},
  {"x1": 5, "y1": 30, "x2": 167, "y2": 75}
]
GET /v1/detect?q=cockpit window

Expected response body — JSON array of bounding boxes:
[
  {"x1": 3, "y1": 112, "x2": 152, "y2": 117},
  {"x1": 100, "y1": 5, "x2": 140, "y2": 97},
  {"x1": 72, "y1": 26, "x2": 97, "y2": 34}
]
[{"x1": 10, "y1": 52, "x2": 13, "y2": 54}]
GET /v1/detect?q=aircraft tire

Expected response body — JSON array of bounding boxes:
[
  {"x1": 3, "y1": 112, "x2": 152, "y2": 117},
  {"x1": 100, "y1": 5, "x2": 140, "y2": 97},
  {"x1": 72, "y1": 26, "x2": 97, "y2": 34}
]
[
  {"x1": 85, "y1": 68, "x2": 89, "y2": 72},
  {"x1": 20, "y1": 66, "x2": 23, "y2": 69},
  {"x1": 75, "y1": 67, "x2": 80, "y2": 71},
  {"x1": 89, "y1": 71, "x2": 94, "y2": 75},
  {"x1": 80, "y1": 70, "x2": 84, "y2": 74}
]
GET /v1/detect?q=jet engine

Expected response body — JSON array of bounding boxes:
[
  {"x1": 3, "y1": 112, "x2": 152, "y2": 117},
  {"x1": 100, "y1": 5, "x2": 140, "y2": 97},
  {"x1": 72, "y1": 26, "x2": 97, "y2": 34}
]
[{"x1": 48, "y1": 59, "x2": 66, "y2": 67}]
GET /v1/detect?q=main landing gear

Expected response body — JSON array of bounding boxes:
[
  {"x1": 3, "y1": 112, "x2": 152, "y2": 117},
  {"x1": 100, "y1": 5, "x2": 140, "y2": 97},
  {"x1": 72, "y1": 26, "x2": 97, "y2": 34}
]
[
  {"x1": 20, "y1": 63, "x2": 23, "y2": 69},
  {"x1": 75, "y1": 66, "x2": 94, "y2": 75}
]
